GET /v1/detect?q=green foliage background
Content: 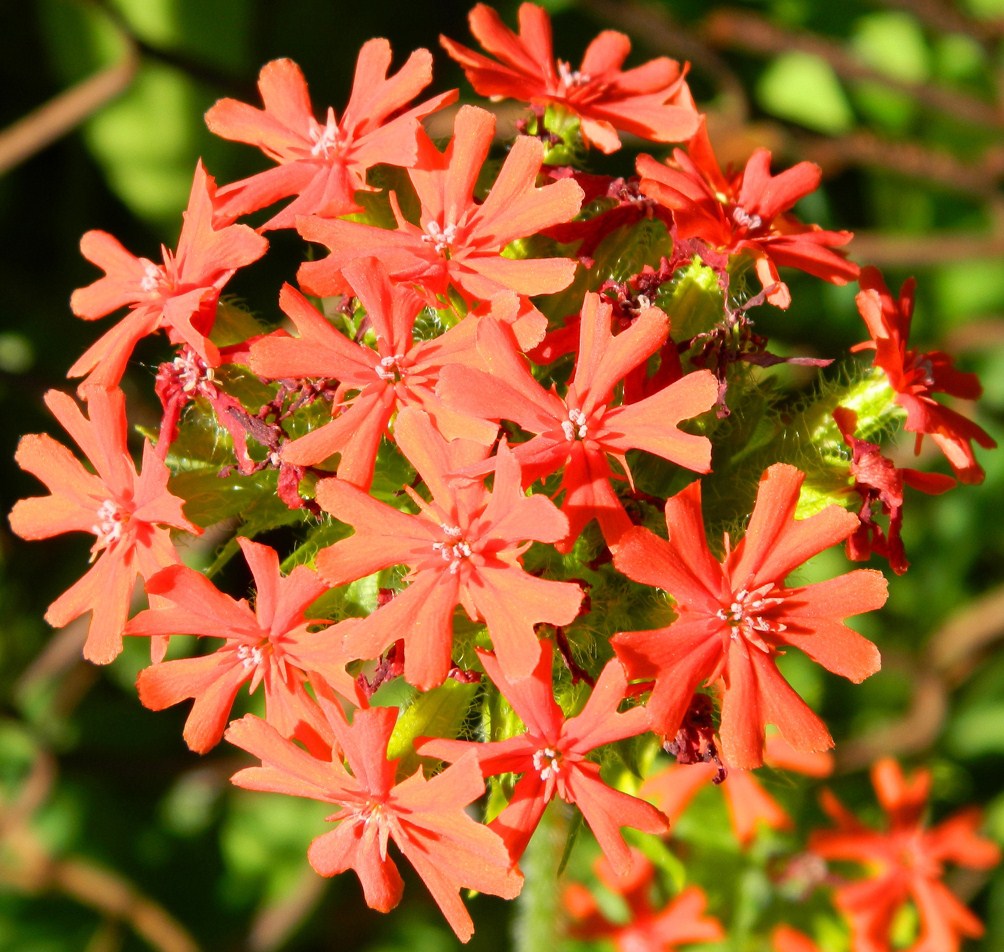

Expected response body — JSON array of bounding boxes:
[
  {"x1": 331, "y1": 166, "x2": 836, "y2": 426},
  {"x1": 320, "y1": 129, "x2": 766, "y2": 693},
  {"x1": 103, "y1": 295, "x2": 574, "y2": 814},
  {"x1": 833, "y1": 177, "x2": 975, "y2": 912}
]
[{"x1": 1, "y1": 1, "x2": 1002, "y2": 950}]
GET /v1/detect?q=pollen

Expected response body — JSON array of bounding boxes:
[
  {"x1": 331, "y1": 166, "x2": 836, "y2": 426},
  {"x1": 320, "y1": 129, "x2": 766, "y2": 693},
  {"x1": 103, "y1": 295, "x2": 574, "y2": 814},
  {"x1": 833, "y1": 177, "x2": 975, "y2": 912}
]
[
  {"x1": 139, "y1": 260, "x2": 166, "y2": 294},
  {"x1": 557, "y1": 60, "x2": 591, "y2": 90}
]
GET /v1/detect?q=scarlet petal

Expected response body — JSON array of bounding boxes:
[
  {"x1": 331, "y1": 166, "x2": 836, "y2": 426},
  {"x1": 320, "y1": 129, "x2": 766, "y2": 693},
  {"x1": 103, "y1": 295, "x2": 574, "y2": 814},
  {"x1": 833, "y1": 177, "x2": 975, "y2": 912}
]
[{"x1": 308, "y1": 823, "x2": 405, "y2": 912}]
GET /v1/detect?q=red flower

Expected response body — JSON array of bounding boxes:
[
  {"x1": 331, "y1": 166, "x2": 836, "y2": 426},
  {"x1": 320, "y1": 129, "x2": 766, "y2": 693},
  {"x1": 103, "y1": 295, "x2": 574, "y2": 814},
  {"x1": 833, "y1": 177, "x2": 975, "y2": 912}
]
[
  {"x1": 810, "y1": 757, "x2": 1001, "y2": 952},
  {"x1": 564, "y1": 848, "x2": 724, "y2": 951},
  {"x1": 205, "y1": 47, "x2": 455, "y2": 230},
  {"x1": 418, "y1": 644, "x2": 667, "y2": 872},
  {"x1": 772, "y1": 926, "x2": 821, "y2": 952},
  {"x1": 248, "y1": 260, "x2": 501, "y2": 487},
  {"x1": 9, "y1": 388, "x2": 200, "y2": 664},
  {"x1": 439, "y1": 292, "x2": 718, "y2": 550},
  {"x1": 853, "y1": 266, "x2": 996, "y2": 484},
  {"x1": 226, "y1": 704, "x2": 522, "y2": 942},
  {"x1": 833, "y1": 406, "x2": 955, "y2": 575},
  {"x1": 612, "y1": 464, "x2": 887, "y2": 768},
  {"x1": 441, "y1": 3, "x2": 699, "y2": 154},
  {"x1": 315, "y1": 408, "x2": 583, "y2": 689},
  {"x1": 638, "y1": 122, "x2": 858, "y2": 308},
  {"x1": 126, "y1": 537, "x2": 359, "y2": 754},
  {"x1": 69, "y1": 162, "x2": 268, "y2": 388},
  {"x1": 297, "y1": 104, "x2": 583, "y2": 305}
]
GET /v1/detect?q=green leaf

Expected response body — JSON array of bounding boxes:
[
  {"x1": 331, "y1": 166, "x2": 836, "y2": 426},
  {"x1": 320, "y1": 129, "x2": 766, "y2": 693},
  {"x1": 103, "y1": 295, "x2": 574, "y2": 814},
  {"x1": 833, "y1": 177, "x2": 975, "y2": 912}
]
[
  {"x1": 388, "y1": 679, "x2": 480, "y2": 776},
  {"x1": 757, "y1": 52, "x2": 855, "y2": 134}
]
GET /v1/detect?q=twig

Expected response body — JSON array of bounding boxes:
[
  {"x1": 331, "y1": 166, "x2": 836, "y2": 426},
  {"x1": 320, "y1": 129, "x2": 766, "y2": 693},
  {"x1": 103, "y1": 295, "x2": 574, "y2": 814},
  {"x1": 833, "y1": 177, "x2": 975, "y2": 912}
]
[{"x1": 0, "y1": 44, "x2": 138, "y2": 175}]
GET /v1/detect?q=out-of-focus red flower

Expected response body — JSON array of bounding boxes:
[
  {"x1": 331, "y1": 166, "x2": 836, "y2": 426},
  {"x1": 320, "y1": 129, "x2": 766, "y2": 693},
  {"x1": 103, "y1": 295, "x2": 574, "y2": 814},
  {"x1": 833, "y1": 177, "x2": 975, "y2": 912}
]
[
  {"x1": 642, "y1": 734, "x2": 833, "y2": 847},
  {"x1": 564, "y1": 847, "x2": 723, "y2": 950},
  {"x1": 810, "y1": 757, "x2": 1001, "y2": 952}
]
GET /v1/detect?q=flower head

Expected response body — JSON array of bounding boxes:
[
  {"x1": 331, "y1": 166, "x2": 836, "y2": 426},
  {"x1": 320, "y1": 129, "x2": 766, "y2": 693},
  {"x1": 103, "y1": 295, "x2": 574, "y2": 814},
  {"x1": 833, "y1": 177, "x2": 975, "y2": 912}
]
[
  {"x1": 564, "y1": 848, "x2": 724, "y2": 951},
  {"x1": 442, "y1": 3, "x2": 699, "y2": 153},
  {"x1": 612, "y1": 464, "x2": 887, "y2": 768},
  {"x1": 315, "y1": 408, "x2": 583, "y2": 688},
  {"x1": 810, "y1": 757, "x2": 1000, "y2": 952},
  {"x1": 69, "y1": 162, "x2": 268, "y2": 388},
  {"x1": 126, "y1": 537, "x2": 359, "y2": 754},
  {"x1": 297, "y1": 104, "x2": 584, "y2": 305},
  {"x1": 226, "y1": 704, "x2": 522, "y2": 942},
  {"x1": 418, "y1": 644, "x2": 666, "y2": 872},
  {"x1": 9, "y1": 388, "x2": 200, "y2": 663},
  {"x1": 205, "y1": 47, "x2": 456, "y2": 229},
  {"x1": 638, "y1": 122, "x2": 858, "y2": 307},
  {"x1": 853, "y1": 266, "x2": 996, "y2": 483}
]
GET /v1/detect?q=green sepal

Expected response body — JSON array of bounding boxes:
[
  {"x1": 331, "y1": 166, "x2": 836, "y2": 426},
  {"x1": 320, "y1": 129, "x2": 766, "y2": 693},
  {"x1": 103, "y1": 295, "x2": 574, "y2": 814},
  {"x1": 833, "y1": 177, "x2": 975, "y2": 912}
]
[{"x1": 660, "y1": 256, "x2": 726, "y2": 342}]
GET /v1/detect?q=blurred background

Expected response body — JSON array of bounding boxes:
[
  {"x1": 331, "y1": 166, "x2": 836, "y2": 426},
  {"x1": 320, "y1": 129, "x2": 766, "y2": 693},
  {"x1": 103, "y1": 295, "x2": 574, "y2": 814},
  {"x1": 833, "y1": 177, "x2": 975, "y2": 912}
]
[{"x1": 1, "y1": 0, "x2": 1002, "y2": 949}]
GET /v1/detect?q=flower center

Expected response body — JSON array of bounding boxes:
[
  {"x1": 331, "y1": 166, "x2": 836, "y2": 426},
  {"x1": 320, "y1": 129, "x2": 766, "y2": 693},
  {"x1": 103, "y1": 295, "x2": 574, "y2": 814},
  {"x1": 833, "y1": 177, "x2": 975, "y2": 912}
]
[
  {"x1": 561, "y1": 408, "x2": 588, "y2": 441},
  {"x1": 90, "y1": 499, "x2": 128, "y2": 556},
  {"x1": 557, "y1": 60, "x2": 591, "y2": 91},
  {"x1": 420, "y1": 221, "x2": 457, "y2": 256},
  {"x1": 532, "y1": 746, "x2": 563, "y2": 780},
  {"x1": 730, "y1": 205, "x2": 764, "y2": 233},
  {"x1": 432, "y1": 524, "x2": 472, "y2": 574},
  {"x1": 139, "y1": 260, "x2": 167, "y2": 295},
  {"x1": 715, "y1": 582, "x2": 786, "y2": 652},
  {"x1": 309, "y1": 107, "x2": 340, "y2": 158},
  {"x1": 374, "y1": 354, "x2": 406, "y2": 382},
  {"x1": 236, "y1": 643, "x2": 265, "y2": 670},
  {"x1": 172, "y1": 347, "x2": 215, "y2": 394}
]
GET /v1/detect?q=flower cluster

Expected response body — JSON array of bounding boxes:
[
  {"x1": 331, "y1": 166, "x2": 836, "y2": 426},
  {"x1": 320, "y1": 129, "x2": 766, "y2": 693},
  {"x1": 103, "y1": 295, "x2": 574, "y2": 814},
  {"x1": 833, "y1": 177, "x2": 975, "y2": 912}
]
[{"x1": 10, "y1": 2, "x2": 997, "y2": 946}]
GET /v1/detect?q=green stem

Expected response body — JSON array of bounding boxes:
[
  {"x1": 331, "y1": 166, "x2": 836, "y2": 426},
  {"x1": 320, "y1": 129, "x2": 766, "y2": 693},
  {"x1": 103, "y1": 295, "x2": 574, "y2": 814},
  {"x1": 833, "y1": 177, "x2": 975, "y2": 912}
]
[{"x1": 510, "y1": 799, "x2": 574, "y2": 952}]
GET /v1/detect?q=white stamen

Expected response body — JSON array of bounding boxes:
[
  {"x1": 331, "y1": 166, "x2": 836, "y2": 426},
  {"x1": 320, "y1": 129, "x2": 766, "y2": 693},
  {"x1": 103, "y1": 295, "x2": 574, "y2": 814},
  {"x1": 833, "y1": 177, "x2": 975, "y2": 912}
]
[
  {"x1": 557, "y1": 60, "x2": 590, "y2": 89},
  {"x1": 309, "y1": 107, "x2": 340, "y2": 158},
  {"x1": 561, "y1": 408, "x2": 588, "y2": 441},
  {"x1": 731, "y1": 206, "x2": 763, "y2": 232},
  {"x1": 237, "y1": 644, "x2": 264, "y2": 670},
  {"x1": 431, "y1": 525, "x2": 471, "y2": 574},
  {"x1": 172, "y1": 350, "x2": 214, "y2": 394},
  {"x1": 374, "y1": 354, "x2": 406, "y2": 381},
  {"x1": 420, "y1": 221, "x2": 457, "y2": 255},
  {"x1": 139, "y1": 261, "x2": 164, "y2": 294},
  {"x1": 715, "y1": 583, "x2": 787, "y2": 652},
  {"x1": 91, "y1": 499, "x2": 126, "y2": 552},
  {"x1": 532, "y1": 747, "x2": 562, "y2": 780}
]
